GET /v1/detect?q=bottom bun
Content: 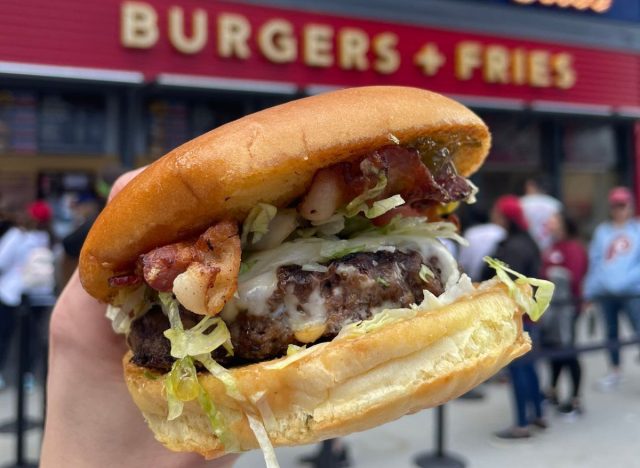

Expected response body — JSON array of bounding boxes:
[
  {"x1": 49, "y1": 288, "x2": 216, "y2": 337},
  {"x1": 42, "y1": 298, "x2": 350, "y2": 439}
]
[{"x1": 123, "y1": 282, "x2": 531, "y2": 459}]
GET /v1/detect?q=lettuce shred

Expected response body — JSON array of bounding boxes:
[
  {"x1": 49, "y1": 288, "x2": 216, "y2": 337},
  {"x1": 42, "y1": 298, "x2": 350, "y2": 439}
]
[
  {"x1": 365, "y1": 195, "x2": 405, "y2": 219},
  {"x1": 246, "y1": 412, "x2": 280, "y2": 468},
  {"x1": 344, "y1": 171, "x2": 388, "y2": 217},
  {"x1": 419, "y1": 273, "x2": 475, "y2": 309},
  {"x1": 242, "y1": 203, "x2": 278, "y2": 246},
  {"x1": 286, "y1": 344, "x2": 306, "y2": 355},
  {"x1": 371, "y1": 216, "x2": 467, "y2": 245},
  {"x1": 105, "y1": 285, "x2": 150, "y2": 335},
  {"x1": 343, "y1": 168, "x2": 406, "y2": 220},
  {"x1": 159, "y1": 293, "x2": 239, "y2": 451},
  {"x1": 483, "y1": 256, "x2": 554, "y2": 321},
  {"x1": 336, "y1": 308, "x2": 417, "y2": 340},
  {"x1": 263, "y1": 343, "x2": 327, "y2": 370},
  {"x1": 239, "y1": 217, "x2": 464, "y2": 282},
  {"x1": 419, "y1": 264, "x2": 434, "y2": 283}
]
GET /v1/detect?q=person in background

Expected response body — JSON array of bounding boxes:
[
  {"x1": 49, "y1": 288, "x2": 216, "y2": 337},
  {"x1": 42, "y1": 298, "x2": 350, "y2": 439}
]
[
  {"x1": 520, "y1": 176, "x2": 562, "y2": 252},
  {"x1": 22, "y1": 201, "x2": 56, "y2": 390},
  {"x1": 540, "y1": 212, "x2": 588, "y2": 416},
  {"x1": 0, "y1": 210, "x2": 19, "y2": 390},
  {"x1": 459, "y1": 203, "x2": 506, "y2": 281},
  {"x1": 59, "y1": 166, "x2": 124, "y2": 289},
  {"x1": 583, "y1": 186, "x2": 640, "y2": 391},
  {"x1": 59, "y1": 192, "x2": 102, "y2": 287},
  {"x1": 481, "y1": 195, "x2": 545, "y2": 439},
  {"x1": 0, "y1": 201, "x2": 54, "y2": 390}
]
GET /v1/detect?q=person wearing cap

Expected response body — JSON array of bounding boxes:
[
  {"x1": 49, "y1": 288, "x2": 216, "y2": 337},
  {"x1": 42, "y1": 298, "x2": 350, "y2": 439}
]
[
  {"x1": 481, "y1": 195, "x2": 546, "y2": 439},
  {"x1": 584, "y1": 186, "x2": 640, "y2": 391},
  {"x1": 521, "y1": 176, "x2": 563, "y2": 252},
  {"x1": 0, "y1": 200, "x2": 54, "y2": 390}
]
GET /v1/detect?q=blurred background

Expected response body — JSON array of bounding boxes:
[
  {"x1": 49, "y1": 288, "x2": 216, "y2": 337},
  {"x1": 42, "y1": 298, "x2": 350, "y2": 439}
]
[{"x1": 1, "y1": 0, "x2": 640, "y2": 466}]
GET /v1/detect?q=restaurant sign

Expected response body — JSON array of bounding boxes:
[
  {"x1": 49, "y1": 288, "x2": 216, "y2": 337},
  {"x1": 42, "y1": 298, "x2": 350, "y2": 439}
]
[{"x1": 0, "y1": 0, "x2": 637, "y2": 108}]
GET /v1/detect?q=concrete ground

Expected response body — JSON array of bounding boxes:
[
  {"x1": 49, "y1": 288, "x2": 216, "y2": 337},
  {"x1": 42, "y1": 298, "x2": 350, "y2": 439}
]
[{"x1": 1, "y1": 321, "x2": 639, "y2": 467}]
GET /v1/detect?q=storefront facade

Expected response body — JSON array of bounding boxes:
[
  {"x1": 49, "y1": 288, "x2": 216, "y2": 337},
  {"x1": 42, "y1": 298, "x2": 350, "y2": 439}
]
[{"x1": 1, "y1": 0, "x2": 639, "y2": 235}]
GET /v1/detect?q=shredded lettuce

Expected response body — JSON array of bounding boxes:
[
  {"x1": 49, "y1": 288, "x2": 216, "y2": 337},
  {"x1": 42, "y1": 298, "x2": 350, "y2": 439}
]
[
  {"x1": 246, "y1": 412, "x2": 280, "y2": 468},
  {"x1": 344, "y1": 171, "x2": 388, "y2": 217},
  {"x1": 465, "y1": 179, "x2": 479, "y2": 204},
  {"x1": 250, "y1": 391, "x2": 278, "y2": 433},
  {"x1": 159, "y1": 292, "x2": 242, "y2": 451},
  {"x1": 371, "y1": 216, "x2": 467, "y2": 245},
  {"x1": 238, "y1": 218, "x2": 462, "y2": 284},
  {"x1": 158, "y1": 292, "x2": 182, "y2": 330},
  {"x1": 419, "y1": 273, "x2": 475, "y2": 309},
  {"x1": 342, "y1": 167, "x2": 406, "y2": 220},
  {"x1": 286, "y1": 344, "x2": 306, "y2": 355},
  {"x1": 165, "y1": 357, "x2": 198, "y2": 420},
  {"x1": 198, "y1": 385, "x2": 238, "y2": 451},
  {"x1": 320, "y1": 242, "x2": 367, "y2": 261},
  {"x1": 311, "y1": 213, "x2": 345, "y2": 236},
  {"x1": 195, "y1": 353, "x2": 244, "y2": 401},
  {"x1": 143, "y1": 369, "x2": 160, "y2": 380},
  {"x1": 239, "y1": 259, "x2": 258, "y2": 275},
  {"x1": 337, "y1": 308, "x2": 417, "y2": 340},
  {"x1": 376, "y1": 277, "x2": 390, "y2": 287},
  {"x1": 242, "y1": 203, "x2": 278, "y2": 246},
  {"x1": 164, "y1": 315, "x2": 232, "y2": 359},
  {"x1": 301, "y1": 263, "x2": 329, "y2": 273},
  {"x1": 105, "y1": 286, "x2": 150, "y2": 335},
  {"x1": 264, "y1": 343, "x2": 327, "y2": 370},
  {"x1": 419, "y1": 264, "x2": 434, "y2": 283},
  {"x1": 365, "y1": 195, "x2": 405, "y2": 219},
  {"x1": 483, "y1": 256, "x2": 554, "y2": 321}
]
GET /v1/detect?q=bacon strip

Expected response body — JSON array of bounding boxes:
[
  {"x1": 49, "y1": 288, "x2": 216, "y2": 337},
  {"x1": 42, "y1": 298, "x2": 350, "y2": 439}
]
[{"x1": 299, "y1": 145, "x2": 472, "y2": 224}]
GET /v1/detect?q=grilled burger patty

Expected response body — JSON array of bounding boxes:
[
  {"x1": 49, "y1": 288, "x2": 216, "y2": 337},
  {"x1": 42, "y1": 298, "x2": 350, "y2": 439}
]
[{"x1": 128, "y1": 250, "x2": 444, "y2": 371}]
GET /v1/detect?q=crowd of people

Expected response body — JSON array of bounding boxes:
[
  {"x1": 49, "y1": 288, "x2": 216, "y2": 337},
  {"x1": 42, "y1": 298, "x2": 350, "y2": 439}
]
[
  {"x1": 459, "y1": 177, "x2": 640, "y2": 441},
  {"x1": 1, "y1": 172, "x2": 640, "y2": 466},
  {"x1": 0, "y1": 190, "x2": 104, "y2": 391}
]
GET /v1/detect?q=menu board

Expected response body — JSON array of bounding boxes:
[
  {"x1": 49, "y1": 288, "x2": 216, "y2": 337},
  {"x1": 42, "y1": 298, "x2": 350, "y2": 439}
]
[
  {"x1": 481, "y1": 113, "x2": 541, "y2": 169},
  {"x1": 147, "y1": 99, "x2": 190, "y2": 157},
  {"x1": 38, "y1": 93, "x2": 106, "y2": 154},
  {"x1": 0, "y1": 90, "x2": 38, "y2": 154},
  {"x1": 563, "y1": 122, "x2": 616, "y2": 170},
  {"x1": 146, "y1": 98, "x2": 252, "y2": 157},
  {"x1": 0, "y1": 90, "x2": 107, "y2": 155}
]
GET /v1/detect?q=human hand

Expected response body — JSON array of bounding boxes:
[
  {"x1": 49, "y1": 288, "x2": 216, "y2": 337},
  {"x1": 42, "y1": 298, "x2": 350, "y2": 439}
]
[{"x1": 41, "y1": 169, "x2": 237, "y2": 468}]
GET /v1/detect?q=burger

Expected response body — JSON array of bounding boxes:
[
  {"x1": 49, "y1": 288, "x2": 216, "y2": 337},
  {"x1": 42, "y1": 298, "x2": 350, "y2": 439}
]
[{"x1": 78, "y1": 86, "x2": 552, "y2": 465}]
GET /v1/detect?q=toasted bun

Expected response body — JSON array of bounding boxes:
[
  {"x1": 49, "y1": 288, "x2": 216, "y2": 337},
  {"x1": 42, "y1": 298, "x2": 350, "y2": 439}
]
[
  {"x1": 124, "y1": 282, "x2": 529, "y2": 459},
  {"x1": 80, "y1": 86, "x2": 490, "y2": 303}
]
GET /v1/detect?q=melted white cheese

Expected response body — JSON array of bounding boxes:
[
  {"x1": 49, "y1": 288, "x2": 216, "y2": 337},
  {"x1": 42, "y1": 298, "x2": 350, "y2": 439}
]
[{"x1": 221, "y1": 234, "x2": 460, "y2": 326}]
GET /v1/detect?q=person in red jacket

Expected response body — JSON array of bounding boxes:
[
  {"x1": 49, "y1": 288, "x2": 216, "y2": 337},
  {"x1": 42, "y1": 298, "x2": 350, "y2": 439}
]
[{"x1": 540, "y1": 212, "x2": 588, "y2": 415}]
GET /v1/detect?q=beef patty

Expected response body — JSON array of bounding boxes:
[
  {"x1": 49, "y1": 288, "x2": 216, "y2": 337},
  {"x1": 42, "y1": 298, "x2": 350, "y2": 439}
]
[{"x1": 129, "y1": 250, "x2": 444, "y2": 371}]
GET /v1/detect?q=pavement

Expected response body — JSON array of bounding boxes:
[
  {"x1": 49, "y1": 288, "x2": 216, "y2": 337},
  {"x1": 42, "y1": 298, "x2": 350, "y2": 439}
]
[{"x1": 1, "y1": 319, "x2": 640, "y2": 467}]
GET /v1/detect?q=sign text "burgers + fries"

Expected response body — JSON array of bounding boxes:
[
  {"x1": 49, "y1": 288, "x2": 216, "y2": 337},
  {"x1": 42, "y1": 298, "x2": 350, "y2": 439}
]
[{"x1": 121, "y1": 1, "x2": 576, "y2": 89}]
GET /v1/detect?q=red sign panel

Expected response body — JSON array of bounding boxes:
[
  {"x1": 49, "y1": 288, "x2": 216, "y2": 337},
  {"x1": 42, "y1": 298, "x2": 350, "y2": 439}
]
[{"x1": 0, "y1": 0, "x2": 638, "y2": 108}]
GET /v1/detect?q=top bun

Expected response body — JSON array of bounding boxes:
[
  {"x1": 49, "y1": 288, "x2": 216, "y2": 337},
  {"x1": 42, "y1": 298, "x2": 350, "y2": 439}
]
[{"x1": 79, "y1": 86, "x2": 490, "y2": 303}]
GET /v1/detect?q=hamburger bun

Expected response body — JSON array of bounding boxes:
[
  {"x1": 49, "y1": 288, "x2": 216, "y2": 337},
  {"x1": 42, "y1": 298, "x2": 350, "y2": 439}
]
[
  {"x1": 79, "y1": 86, "x2": 490, "y2": 303},
  {"x1": 124, "y1": 282, "x2": 529, "y2": 458},
  {"x1": 77, "y1": 86, "x2": 537, "y2": 462}
]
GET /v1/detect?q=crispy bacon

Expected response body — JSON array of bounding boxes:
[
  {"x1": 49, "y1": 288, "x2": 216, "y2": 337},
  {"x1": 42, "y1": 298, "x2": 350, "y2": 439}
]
[
  {"x1": 139, "y1": 221, "x2": 239, "y2": 292},
  {"x1": 299, "y1": 145, "x2": 472, "y2": 223},
  {"x1": 375, "y1": 145, "x2": 472, "y2": 204},
  {"x1": 108, "y1": 220, "x2": 240, "y2": 315},
  {"x1": 141, "y1": 245, "x2": 195, "y2": 292},
  {"x1": 171, "y1": 221, "x2": 241, "y2": 315}
]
